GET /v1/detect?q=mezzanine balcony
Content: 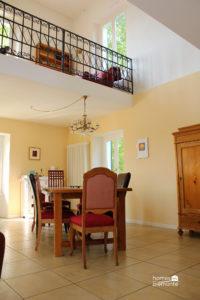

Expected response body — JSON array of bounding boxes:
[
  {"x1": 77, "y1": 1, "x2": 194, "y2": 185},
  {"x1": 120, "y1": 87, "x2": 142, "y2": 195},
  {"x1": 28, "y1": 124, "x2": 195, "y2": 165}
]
[{"x1": 0, "y1": 1, "x2": 133, "y2": 94}]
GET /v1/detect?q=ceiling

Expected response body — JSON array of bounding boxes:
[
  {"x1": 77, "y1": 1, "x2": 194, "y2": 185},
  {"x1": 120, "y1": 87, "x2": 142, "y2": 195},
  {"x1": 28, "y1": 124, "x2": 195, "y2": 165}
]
[
  {"x1": 35, "y1": 0, "x2": 92, "y2": 19},
  {"x1": 128, "y1": 0, "x2": 200, "y2": 49},
  {"x1": 0, "y1": 55, "x2": 133, "y2": 126}
]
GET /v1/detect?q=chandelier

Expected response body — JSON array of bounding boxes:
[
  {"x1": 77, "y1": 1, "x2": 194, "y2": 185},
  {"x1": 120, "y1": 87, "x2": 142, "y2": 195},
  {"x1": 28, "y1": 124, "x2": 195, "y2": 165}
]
[{"x1": 70, "y1": 95, "x2": 99, "y2": 135}]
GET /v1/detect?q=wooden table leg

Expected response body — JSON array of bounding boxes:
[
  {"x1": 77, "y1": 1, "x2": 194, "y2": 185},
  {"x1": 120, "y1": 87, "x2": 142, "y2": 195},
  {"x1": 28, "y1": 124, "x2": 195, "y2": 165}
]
[
  {"x1": 117, "y1": 192, "x2": 126, "y2": 251},
  {"x1": 54, "y1": 193, "x2": 63, "y2": 256}
]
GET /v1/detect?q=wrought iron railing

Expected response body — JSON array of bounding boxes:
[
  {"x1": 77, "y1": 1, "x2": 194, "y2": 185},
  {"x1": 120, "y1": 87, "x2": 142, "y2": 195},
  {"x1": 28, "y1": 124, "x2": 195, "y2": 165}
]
[{"x1": 0, "y1": 1, "x2": 133, "y2": 94}]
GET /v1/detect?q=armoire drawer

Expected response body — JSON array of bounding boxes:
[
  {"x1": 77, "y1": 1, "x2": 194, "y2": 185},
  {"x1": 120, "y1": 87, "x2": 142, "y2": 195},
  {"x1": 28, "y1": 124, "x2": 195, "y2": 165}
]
[{"x1": 179, "y1": 214, "x2": 200, "y2": 229}]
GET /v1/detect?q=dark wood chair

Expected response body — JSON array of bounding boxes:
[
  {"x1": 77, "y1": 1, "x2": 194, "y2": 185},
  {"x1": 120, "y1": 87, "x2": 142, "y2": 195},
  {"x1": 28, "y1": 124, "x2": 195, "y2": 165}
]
[
  {"x1": 70, "y1": 167, "x2": 118, "y2": 269},
  {"x1": 29, "y1": 174, "x2": 74, "y2": 250},
  {"x1": 29, "y1": 174, "x2": 53, "y2": 232},
  {"x1": 117, "y1": 172, "x2": 131, "y2": 188},
  {"x1": 0, "y1": 232, "x2": 5, "y2": 278},
  {"x1": 48, "y1": 170, "x2": 71, "y2": 209}
]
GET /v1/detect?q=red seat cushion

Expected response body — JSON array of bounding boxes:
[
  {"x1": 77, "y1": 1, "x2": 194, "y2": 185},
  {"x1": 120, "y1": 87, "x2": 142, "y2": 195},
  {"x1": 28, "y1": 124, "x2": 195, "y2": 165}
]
[
  {"x1": 41, "y1": 209, "x2": 74, "y2": 219},
  {"x1": 70, "y1": 213, "x2": 114, "y2": 227}
]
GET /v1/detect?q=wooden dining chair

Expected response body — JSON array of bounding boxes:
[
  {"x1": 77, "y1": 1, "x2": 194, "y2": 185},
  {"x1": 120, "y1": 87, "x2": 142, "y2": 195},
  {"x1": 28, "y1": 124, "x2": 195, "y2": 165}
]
[
  {"x1": 48, "y1": 170, "x2": 71, "y2": 210},
  {"x1": 0, "y1": 232, "x2": 5, "y2": 278},
  {"x1": 29, "y1": 174, "x2": 74, "y2": 250},
  {"x1": 117, "y1": 172, "x2": 131, "y2": 188},
  {"x1": 29, "y1": 174, "x2": 53, "y2": 232},
  {"x1": 69, "y1": 167, "x2": 118, "y2": 269}
]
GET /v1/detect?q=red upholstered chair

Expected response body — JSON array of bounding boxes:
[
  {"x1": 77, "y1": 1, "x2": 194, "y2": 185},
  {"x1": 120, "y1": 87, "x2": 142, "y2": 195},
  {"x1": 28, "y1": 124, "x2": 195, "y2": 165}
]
[
  {"x1": 69, "y1": 167, "x2": 118, "y2": 269},
  {"x1": 29, "y1": 174, "x2": 53, "y2": 232},
  {"x1": 0, "y1": 232, "x2": 5, "y2": 278},
  {"x1": 30, "y1": 174, "x2": 73, "y2": 250}
]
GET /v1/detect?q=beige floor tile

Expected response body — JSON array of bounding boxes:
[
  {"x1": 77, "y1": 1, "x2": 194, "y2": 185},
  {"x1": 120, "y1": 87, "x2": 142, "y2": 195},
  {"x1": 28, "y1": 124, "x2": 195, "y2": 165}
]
[
  {"x1": 160, "y1": 273, "x2": 200, "y2": 299},
  {"x1": 148, "y1": 253, "x2": 198, "y2": 271},
  {"x1": 126, "y1": 238, "x2": 152, "y2": 250},
  {"x1": 180, "y1": 263, "x2": 200, "y2": 279},
  {"x1": 4, "y1": 247, "x2": 27, "y2": 263},
  {"x1": 32, "y1": 253, "x2": 81, "y2": 268},
  {"x1": 126, "y1": 246, "x2": 164, "y2": 261},
  {"x1": 119, "y1": 286, "x2": 183, "y2": 300},
  {"x1": 53, "y1": 262, "x2": 105, "y2": 283},
  {"x1": 5, "y1": 270, "x2": 71, "y2": 298},
  {"x1": 0, "y1": 280, "x2": 22, "y2": 300},
  {"x1": 78, "y1": 272, "x2": 147, "y2": 300},
  {"x1": 1, "y1": 219, "x2": 200, "y2": 300},
  {"x1": 7, "y1": 239, "x2": 36, "y2": 251},
  {"x1": 144, "y1": 241, "x2": 185, "y2": 254},
  {"x1": 28, "y1": 285, "x2": 101, "y2": 300},
  {"x1": 91, "y1": 253, "x2": 140, "y2": 271},
  {"x1": 172, "y1": 246, "x2": 200, "y2": 260},
  {"x1": 114, "y1": 262, "x2": 174, "y2": 284},
  {"x1": 2, "y1": 259, "x2": 45, "y2": 279}
]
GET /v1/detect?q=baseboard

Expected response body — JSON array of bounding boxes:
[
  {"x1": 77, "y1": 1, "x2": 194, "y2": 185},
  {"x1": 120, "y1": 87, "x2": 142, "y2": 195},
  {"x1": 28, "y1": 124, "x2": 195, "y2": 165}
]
[{"x1": 126, "y1": 218, "x2": 177, "y2": 230}]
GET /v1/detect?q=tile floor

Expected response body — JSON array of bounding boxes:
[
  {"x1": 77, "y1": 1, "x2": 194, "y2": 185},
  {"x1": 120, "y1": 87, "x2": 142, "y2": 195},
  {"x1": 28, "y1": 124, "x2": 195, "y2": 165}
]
[{"x1": 0, "y1": 218, "x2": 200, "y2": 299}]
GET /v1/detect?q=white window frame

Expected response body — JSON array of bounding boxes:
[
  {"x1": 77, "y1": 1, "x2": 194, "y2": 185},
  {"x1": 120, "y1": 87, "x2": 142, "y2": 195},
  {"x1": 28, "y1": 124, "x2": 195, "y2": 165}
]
[
  {"x1": 101, "y1": 11, "x2": 127, "y2": 54},
  {"x1": 92, "y1": 129, "x2": 124, "y2": 173}
]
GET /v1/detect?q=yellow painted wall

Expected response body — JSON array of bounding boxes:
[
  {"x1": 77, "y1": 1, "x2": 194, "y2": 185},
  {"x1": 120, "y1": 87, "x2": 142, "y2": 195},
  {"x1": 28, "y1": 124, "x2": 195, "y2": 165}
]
[
  {"x1": 67, "y1": 72, "x2": 200, "y2": 227},
  {"x1": 95, "y1": 72, "x2": 200, "y2": 227},
  {"x1": 0, "y1": 118, "x2": 67, "y2": 217}
]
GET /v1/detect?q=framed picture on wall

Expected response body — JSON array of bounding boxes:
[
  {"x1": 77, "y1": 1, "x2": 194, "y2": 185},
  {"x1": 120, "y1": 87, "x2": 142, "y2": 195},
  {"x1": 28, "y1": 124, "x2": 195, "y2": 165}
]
[
  {"x1": 29, "y1": 147, "x2": 41, "y2": 160},
  {"x1": 136, "y1": 138, "x2": 149, "y2": 159}
]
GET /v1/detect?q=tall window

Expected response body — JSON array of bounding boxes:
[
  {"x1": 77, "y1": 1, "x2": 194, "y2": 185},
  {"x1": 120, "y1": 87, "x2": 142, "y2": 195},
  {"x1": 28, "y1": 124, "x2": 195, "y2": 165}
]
[
  {"x1": 106, "y1": 138, "x2": 124, "y2": 173},
  {"x1": 0, "y1": 23, "x2": 10, "y2": 47},
  {"x1": 102, "y1": 13, "x2": 126, "y2": 55}
]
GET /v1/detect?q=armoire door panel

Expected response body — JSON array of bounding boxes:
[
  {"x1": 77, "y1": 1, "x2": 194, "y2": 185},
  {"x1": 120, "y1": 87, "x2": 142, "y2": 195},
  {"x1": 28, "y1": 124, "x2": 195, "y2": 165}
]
[{"x1": 177, "y1": 141, "x2": 200, "y2": 213}]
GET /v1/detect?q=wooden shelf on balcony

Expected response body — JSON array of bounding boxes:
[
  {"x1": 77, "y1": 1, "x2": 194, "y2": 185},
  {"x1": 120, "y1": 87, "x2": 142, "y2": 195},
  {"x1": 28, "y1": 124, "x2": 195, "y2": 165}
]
[{"x1": 35, "y1": 43, "x2": 72, "y2": 74}]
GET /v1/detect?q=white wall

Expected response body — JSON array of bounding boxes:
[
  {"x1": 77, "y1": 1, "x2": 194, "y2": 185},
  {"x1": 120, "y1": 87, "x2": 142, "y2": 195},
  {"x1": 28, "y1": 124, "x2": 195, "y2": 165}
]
[
  {"x1": 126, "y1": 2, "x2": 200, "y2": 93},
  {"x1": 6, "y1": 0, "x2": 72, "y2": 30},
  {"x1": 72, "y1": 0, "x2": 200, "y2": 94},
  {"x1": 0, "y1": 133, "x2": 10, "y2": 218}
]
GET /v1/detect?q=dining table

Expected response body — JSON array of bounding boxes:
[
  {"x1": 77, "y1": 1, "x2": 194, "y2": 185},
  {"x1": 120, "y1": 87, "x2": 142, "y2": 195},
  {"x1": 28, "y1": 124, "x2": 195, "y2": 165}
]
[{"x1": 46, "y1": 187, "x2": 132, "y2": 256}]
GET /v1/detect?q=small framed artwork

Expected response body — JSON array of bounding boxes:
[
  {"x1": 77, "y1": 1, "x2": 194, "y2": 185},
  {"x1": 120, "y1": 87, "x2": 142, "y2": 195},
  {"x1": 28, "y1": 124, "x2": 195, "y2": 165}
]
[
  {"x1": 136, "y1": 138, "x2": 149, "y2": 159},
  {"x1": 29, "y1": 147, "x2": 41, "y2": 160}
]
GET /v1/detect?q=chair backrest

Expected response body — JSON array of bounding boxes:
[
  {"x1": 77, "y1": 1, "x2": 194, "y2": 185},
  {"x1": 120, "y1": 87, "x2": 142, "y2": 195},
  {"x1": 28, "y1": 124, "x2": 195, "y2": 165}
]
[
  {"x1": 29, "y1": 174, "x2": 44, "y2": 205},
  {"x1": 29, "y1": 174, "x2": 42, "y2": 224},
  {"x1": 82, "y1": 167, "x2": 117, "y2": 213},
  {"x1": 0, "y1": 232, "x2": 5, "y2": 278},
  {"x1": 48, "y1": 170, "x2": 64, "y2": 187},
  {"x1": 117, "y1": 172, "x2": 131, "y2": 188}
]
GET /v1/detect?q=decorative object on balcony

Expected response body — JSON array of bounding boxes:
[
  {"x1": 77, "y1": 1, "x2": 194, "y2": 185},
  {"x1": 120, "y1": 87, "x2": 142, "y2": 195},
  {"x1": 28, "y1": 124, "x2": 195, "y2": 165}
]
[
  {"x1": 70, "y1": 95, "x2": 99, "y2": 135},
  {"x1": 0, "y1": 46, "x2": 9, "y2": 54},
  {"x1": 82, "y1": 67, "x2": 121, "y2": 88},
  {"x1": 29, "y1": 147, "x2": 41, "y2": 160},
  {"x1": 36, "y1": 43, "x2": 72, "y2": 73}
]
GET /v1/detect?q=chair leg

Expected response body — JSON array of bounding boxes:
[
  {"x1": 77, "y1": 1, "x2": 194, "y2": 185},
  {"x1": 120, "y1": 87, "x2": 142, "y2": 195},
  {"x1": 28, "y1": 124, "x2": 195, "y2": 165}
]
[
  {"x1": 104, "y1": 232, "x2": 108, "y2": 254},
  {"x1": 0, "y1": 232, "x2": 5, "y2": 278},
  {"x1": 31, "y1": 205, "x2": 35, "y2": 232},
  {"x1": 35, "y1": 223, "x2": 42, "y2": 251},
  {"x1": 69, "y1": 227, "x2": 75, "y2": 255},
  {"x1": 113, "y1": 228, "x2": 118, "y2": 266},
  {"x1": 82, "y1": 231, "x2": 87, "y2": 269}
]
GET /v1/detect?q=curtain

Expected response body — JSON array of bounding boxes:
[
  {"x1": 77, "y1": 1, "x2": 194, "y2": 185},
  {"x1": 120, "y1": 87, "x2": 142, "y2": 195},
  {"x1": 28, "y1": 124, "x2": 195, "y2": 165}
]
[{"x1": 67, "y1": 143, "x2": 90, "y2": 186}]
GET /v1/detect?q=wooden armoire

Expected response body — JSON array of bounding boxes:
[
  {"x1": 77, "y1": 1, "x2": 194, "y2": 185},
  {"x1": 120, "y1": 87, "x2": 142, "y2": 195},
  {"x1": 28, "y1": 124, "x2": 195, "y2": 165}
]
[{"x1": 173, "y1": 124, "x2": 200, "y2": 235}]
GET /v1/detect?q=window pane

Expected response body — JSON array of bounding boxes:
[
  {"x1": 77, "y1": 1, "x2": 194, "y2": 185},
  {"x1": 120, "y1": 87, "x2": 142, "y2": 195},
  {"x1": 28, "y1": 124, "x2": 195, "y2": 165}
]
[
  {"x1": 111, "y1": 141, "x2": 115, "y2": 171},
  {"x1": 115, "y1": 13, "x2": 126, "y2": 55},
  {"x1": 0, "y1": 24, "x2": 10, "y2": 47},
  {"x1": 106, "y1": 141, "x2": 112, "y2": 169},
  {"x1": 102, "y1": 22, "x2": 113, "y2": 49},
  {"x1": 118, "y1": 138, "x2": 125, "y2": 172}
]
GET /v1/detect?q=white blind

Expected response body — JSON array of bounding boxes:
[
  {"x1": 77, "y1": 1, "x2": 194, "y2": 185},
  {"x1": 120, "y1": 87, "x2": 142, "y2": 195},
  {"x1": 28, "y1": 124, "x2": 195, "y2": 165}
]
[{"x1": 67, "y1": 143, "x2": 90, "y2": 186}]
